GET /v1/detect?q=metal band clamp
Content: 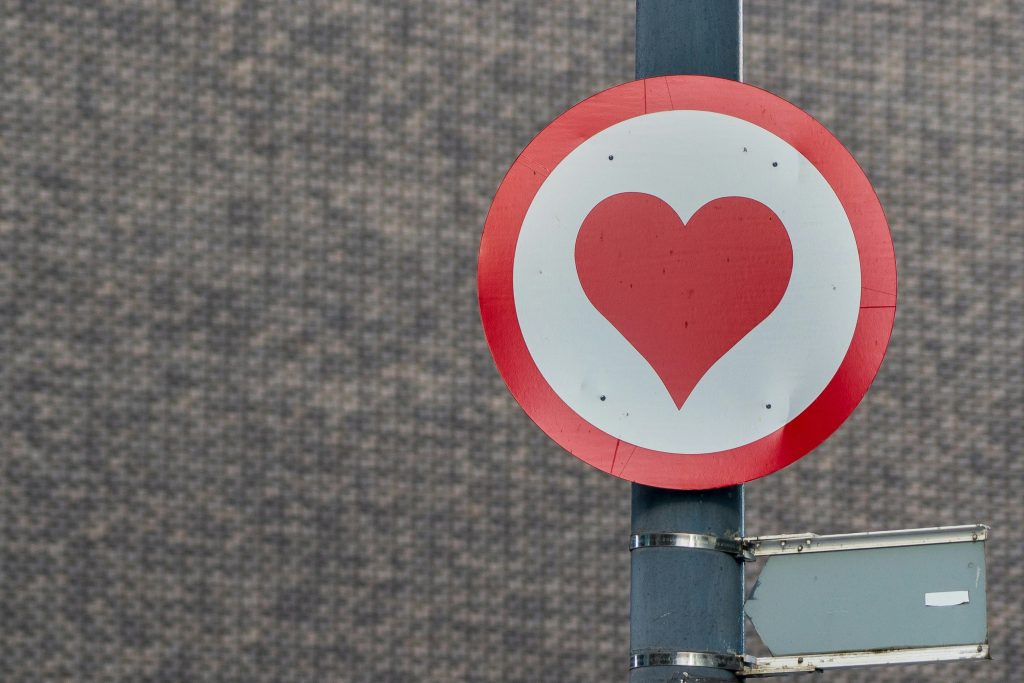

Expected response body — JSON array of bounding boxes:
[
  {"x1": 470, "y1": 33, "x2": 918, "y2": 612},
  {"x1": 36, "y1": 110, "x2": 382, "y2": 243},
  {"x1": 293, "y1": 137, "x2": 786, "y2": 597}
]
[
  {"x1": 630, "y1": 532, "x2": 750, "y2": 559},
  {"x1": 630, "y1": 650, "x2": 747, "y2": 671}
]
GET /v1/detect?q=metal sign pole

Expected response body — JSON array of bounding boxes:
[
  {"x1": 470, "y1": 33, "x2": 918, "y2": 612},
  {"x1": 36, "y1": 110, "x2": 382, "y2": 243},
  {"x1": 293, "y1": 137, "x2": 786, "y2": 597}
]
[{"x1": 630, "y1": 3, "x2": 744, "y2": 682}]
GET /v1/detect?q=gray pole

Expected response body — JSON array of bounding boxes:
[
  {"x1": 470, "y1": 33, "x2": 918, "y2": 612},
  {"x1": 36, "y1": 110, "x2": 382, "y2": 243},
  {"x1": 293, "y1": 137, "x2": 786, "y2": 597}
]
[{"x1": 630, "y1": 2, "x2": 744, "y2": 682}]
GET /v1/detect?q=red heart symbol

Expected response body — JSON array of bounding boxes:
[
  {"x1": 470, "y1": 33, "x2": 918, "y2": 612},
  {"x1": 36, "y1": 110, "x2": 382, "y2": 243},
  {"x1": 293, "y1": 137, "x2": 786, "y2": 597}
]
[{"x1": 575, "y1": 192, "x2": 793, "y2": 409}]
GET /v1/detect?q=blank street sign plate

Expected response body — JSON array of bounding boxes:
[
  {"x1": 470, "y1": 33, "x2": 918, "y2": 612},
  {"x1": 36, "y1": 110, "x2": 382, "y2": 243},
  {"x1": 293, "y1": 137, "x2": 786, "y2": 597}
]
[{"x1": 746, "y1": 526, "x2": 988, "y2": 656}]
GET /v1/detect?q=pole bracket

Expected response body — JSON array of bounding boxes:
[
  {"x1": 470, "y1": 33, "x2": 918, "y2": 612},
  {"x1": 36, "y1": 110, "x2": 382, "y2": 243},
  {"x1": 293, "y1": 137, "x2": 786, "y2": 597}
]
[
  {"x1": 630, "y1": 649, "x2": 747, "y2": 672},
  {"x1": 630, "y1": 532, "x2": 753, "y2": 560},
  {"x1": 736, "y1": 644, "x2": 989, "y2": 677}
]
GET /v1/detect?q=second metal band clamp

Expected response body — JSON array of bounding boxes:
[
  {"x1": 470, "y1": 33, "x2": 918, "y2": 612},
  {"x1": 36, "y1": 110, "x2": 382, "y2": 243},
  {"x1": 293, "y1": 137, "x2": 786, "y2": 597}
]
[
  {"x1": 629, "y1": 532, "x2": 752, "y2": 560},
  {"x1": 630, "y1": 650, "x2": 748, "y2": 672}
]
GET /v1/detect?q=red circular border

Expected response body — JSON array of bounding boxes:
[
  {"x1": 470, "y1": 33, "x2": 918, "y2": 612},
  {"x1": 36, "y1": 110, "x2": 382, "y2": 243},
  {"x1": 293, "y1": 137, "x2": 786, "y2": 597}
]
[{"x1": 478, "y1": 76, "x2": 896, "y2": 490}]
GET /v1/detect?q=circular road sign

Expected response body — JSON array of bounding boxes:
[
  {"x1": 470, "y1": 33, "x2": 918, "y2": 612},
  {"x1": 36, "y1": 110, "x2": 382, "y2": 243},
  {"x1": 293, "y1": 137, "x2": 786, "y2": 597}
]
[{"x1": 478, "y1": 76, "x2": 896, "y2": 490}]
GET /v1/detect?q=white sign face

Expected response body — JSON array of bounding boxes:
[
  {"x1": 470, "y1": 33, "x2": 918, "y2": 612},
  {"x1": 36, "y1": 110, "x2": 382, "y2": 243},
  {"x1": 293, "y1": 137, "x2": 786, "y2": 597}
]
[
  {"x1": 478, "y1": 76, "x2": 896, "y2": 489},
  {"x1": 513, "y1": 110, "x2": 861, "y2": 454}
]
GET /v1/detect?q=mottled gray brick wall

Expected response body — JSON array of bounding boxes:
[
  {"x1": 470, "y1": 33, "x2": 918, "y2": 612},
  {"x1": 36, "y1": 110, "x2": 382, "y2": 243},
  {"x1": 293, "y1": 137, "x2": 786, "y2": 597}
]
[{"x1": 0, "y1": 1, "x2": 1019, "y2": 682}]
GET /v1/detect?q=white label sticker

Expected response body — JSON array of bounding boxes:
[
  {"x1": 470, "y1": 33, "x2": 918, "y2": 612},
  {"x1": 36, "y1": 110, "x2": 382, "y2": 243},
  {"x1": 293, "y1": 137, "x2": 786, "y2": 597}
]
[{"x1": 925, "y1": 590, "x2": 970, "y2": 607}]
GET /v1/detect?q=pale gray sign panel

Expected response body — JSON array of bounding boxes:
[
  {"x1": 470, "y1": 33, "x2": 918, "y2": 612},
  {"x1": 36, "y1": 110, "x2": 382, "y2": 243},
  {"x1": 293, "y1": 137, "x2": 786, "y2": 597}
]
[{"x1": 746, "y1": 542, "x2": 986, "y2": 656}]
